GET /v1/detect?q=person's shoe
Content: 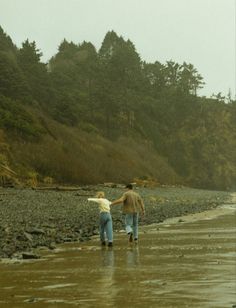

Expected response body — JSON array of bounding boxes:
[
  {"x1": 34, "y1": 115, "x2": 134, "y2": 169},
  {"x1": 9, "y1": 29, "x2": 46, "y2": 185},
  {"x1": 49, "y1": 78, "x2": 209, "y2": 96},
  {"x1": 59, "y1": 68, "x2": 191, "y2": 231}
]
[
  {"x1": 108, "y1": 242, "x2": 113, "y2": 247},
  {"x1": 134, "y1": 238, "x2": 138, "y2": 244},
  {"x1": 128, "y1": 232, "x2": 133, "y2": 242},
  {"x1": 101, "y1": 241, "x2": 106, "y2": 246}
]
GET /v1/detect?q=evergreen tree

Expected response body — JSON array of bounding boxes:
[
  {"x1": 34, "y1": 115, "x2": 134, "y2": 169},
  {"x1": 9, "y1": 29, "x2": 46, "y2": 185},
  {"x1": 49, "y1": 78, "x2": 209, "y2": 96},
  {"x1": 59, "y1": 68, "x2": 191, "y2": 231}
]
[
  {"x1": 0, "y1": 51, "x2": 30, "y2": 100},
  {"x1": 17, "y1": 39, "x2": 51, "y2": 104},
  {"x1": 0, "y1": 26, "x2": 17, "y2": 54},
  {"x1": 0, "y1": 26, "x2": 235, "y2": 189},
  {"x1": 179, "y1": 62, "x2": 204, "y2": 95}
]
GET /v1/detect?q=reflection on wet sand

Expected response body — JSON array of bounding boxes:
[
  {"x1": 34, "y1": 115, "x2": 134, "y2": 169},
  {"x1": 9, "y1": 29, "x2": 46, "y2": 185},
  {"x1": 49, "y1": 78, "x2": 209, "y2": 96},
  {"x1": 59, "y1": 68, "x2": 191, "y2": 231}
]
[
  {"x1": 100, "y1": 244, "x2": 140, "y2": 268},
  {"x1": 126, "y1": 246, "x2": 140, "y2": 267},
  {"x1": 101, "y1": 247, "x2": 115, "y2": 267},
  {"x1": 0, "y1": 210, "x2": 236, "y2": 308}
]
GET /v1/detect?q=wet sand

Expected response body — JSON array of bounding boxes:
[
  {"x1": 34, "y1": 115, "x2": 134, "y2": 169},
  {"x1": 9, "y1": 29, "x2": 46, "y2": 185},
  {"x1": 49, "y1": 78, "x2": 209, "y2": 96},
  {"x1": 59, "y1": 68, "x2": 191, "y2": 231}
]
[
  {"x1": 0, "y1": 186, "x2": 230, "y2": 258},
  {"x1": 0, "y1": 201, "x2": 235, "y2": 308}
]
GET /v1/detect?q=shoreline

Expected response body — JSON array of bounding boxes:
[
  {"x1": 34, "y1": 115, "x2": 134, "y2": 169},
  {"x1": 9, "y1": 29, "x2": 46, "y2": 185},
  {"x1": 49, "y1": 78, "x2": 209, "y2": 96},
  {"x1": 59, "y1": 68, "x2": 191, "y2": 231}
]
[
  {"x1": 1, "y1": 200, "x2": 235, "y2": 308},
  {"x1": 2, "y1": 200, "x2": 235, "y2": 266},
  {"x1": 144, "y1": 194, "x2": 236, "y2": 228},
  {"x1": 0, "y1": 186, "x2": 232, "y2": 259}
]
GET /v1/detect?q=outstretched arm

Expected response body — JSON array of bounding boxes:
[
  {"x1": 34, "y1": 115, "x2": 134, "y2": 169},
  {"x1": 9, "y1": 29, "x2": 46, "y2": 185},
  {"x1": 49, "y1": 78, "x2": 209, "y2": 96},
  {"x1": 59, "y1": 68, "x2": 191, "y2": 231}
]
[
  {"x1": 88, "y1": 198, "x2": 101, "y2": 204},
  {"x1": 111, "y1": 196, "x2": 124, "y2": 206}
]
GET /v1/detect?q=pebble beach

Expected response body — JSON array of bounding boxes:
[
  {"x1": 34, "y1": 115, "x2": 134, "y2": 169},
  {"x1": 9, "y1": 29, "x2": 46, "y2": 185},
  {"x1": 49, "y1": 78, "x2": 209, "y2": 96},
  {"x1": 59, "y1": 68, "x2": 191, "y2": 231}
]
[{"x1": 0, "y1": 185, "x2": 231, "y2": 259}]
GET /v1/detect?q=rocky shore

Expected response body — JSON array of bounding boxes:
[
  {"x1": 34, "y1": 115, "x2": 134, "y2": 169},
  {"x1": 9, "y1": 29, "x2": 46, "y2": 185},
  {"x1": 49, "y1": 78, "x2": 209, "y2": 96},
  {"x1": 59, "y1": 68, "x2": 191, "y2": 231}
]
[{"x1": 0, "y1": 185, "x2": 230, "y2": 259}]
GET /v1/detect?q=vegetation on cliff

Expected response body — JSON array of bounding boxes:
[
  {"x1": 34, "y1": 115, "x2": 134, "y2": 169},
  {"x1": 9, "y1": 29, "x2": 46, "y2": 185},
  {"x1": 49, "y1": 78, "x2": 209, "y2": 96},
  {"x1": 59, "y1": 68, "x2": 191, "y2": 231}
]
[{"x1": 0, "y1": 27, "x2": 235, "y2": 189}]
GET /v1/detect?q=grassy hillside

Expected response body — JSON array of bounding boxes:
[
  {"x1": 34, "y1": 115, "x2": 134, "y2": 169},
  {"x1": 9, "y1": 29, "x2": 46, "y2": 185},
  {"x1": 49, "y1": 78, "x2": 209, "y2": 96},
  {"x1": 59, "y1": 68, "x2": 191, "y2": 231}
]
[
  {"x1": 7, "y1": 111, "x2": 179, "y2": 185},
  {"x1": 0, "y1": 27, "x2": 235, "y2": 189}
]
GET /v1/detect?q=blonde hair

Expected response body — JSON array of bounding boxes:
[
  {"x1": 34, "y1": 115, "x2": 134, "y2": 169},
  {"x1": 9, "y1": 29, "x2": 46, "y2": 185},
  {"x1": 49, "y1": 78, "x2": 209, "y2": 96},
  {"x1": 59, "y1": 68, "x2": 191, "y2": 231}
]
[{"x1": 96, "y1": 191, "x2": 105, "y2": 198}]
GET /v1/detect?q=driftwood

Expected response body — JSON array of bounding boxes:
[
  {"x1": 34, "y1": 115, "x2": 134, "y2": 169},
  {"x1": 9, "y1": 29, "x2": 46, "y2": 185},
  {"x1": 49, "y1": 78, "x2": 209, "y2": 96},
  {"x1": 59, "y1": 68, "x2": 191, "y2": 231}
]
[
  {"x1": 0, "y1": 163, "x2": 17, "y2": 176},
  {"x1": 32, "y1": 186, "x2": 81, "y2": 191},
  {"x1": 0, "y1": 163, "x2": 17, "y2": 188},
  {"x1": 32, "y1": 186, "x2": 97, "y2": 196},
  {"x1": 75, "y1": 192, "x2": 93, "y2": 196}
]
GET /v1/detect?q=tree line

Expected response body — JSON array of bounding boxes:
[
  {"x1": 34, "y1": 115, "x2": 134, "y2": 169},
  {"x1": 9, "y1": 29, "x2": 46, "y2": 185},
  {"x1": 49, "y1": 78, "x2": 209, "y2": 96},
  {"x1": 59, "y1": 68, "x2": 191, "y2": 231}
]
[{"x1": 0, "y1": 26, "x2": 235, "y2": 189}]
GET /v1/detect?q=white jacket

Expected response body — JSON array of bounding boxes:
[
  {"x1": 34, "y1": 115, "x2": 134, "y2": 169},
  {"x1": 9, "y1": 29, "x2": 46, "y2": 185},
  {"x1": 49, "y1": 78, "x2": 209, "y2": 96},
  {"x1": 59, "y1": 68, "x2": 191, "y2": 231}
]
[{"x1": 88, "y1": 198, "x2": 111, "y2": 213}]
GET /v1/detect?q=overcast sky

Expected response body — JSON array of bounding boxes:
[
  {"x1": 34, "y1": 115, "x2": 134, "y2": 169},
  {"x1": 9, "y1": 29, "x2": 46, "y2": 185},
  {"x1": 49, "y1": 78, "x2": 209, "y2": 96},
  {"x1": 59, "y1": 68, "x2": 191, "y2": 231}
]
[{"x1": 0, "y1": 0, "x2": 235, "y2": 98}]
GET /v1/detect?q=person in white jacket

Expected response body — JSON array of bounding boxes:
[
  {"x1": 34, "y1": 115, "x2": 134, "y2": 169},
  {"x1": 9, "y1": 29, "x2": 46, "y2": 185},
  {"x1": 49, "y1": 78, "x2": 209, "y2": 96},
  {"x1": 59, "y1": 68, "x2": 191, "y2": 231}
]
[{"x1": 88, "y1": 191, "x2": 113, "y2": 247}]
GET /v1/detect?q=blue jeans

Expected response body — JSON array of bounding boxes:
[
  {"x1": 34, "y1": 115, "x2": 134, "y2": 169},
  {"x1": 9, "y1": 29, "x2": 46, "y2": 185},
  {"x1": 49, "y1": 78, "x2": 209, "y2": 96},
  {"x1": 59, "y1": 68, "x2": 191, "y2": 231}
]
[
  {"x1": 99, "y1": 212, "x2": 113, "y2": 242},
  {"x1": 125, "y1": 213, "x2": 139, "y2": 239}
]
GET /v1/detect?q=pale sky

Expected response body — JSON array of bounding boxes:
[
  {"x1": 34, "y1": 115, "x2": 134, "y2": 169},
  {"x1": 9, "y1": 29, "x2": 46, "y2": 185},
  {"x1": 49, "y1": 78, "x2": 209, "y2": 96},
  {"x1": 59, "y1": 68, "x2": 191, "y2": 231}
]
[{"x1": 0, "y1": 0, "x2": 235, "y2": 98}]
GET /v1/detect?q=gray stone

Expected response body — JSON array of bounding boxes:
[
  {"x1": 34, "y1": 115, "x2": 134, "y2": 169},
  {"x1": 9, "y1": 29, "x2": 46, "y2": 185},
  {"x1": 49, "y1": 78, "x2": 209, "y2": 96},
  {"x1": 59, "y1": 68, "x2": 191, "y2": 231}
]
[
  {"x1": 23, "y1": 232, "x2": 33, "y2": 242},
  {"x1": 22, "y1": 252, "x2": 40, "y2": 259},
  {"x1": 27, "y1": 228, "x2": 45, "y2": 235}
]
